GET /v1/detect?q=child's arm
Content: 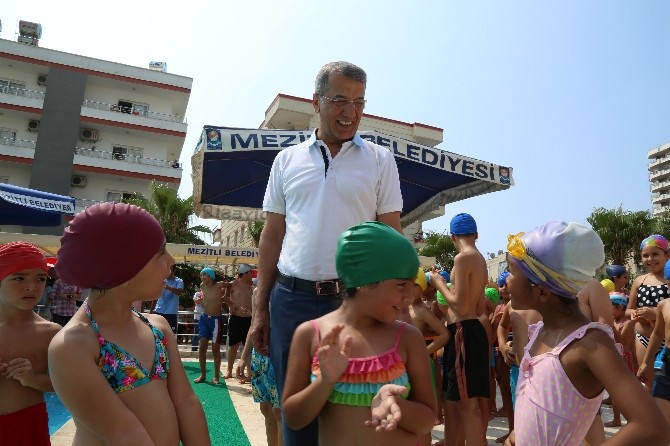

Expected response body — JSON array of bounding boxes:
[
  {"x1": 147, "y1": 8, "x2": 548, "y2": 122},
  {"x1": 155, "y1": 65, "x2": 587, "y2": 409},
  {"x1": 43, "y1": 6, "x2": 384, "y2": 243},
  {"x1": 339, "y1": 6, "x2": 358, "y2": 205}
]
[
  {"x1": 625, "y1": 277, "x2": 642, "y2": 320},
  {"x1": 282, "y1": 322, "x2": 352, "y2": 430},
  {"x1": 366, "y1": 325, "x2": 436, "y2": 435},
  {"x1": 4, "y1": 358, "x2": 54, "y2": 391},
  {"x1": 151, "y1": 315, "x2": 210, "y2": 445},
  {"x1": 413, "y1": 303, "x2": 450, "y2": 354},
  {"x1": 497, "y1": 303, "x2": 515, "y2": 366},
  {"x1": 638, "y1": 302, "x2": 667, "y2": 384},
  {"x1": 583, "y1": 329, "x2": 670, "y2": 445}
]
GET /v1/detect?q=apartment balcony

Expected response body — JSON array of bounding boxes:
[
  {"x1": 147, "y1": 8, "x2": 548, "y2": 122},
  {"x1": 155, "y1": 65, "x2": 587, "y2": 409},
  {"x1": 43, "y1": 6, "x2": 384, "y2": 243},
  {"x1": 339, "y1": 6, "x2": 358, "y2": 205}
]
[
  {"x1": 0, "y1": 85, "x2": 45, "y2": 100},
  {"x1": 0, "y1": 136, "x2": 36, "y2": 150},
  {"x1": 648, "y1": 142, "x2": 670, "y2": 160},
  {"x1": 75, "y1": 146, "x2": 177, "y2": 168},
  {"x1": 82, "y1": 99, "x2": 186, "y2": 124},
  {"x1": 652, "y1": 192, "x2": 670, "y2": 203},
  {"x1": 651, "y1": 179, "x2": 670, "y2": 193},
  {"x1": 649, "y1": 167, "x2": 670, "y2": 183},
  {"x1": 649, "y1": 154, "x2": 670, "y2": 169}
]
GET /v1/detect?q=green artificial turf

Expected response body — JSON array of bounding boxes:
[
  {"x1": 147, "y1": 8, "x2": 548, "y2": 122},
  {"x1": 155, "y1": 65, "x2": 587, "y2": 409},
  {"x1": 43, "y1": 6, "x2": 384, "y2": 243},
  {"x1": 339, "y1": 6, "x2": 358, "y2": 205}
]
[{"x1": 184, "y1": 361, "x2": 250, "y2": 446}]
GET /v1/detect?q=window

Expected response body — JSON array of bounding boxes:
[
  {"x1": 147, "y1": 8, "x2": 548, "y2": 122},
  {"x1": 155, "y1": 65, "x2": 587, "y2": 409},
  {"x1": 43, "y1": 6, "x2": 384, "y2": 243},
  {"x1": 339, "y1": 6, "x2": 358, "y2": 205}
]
[
  {"x1": 0, "y1": 79, "x2": 27, "y2": 96},
  {"x1": 106, "y1": 191, "x2": 134, "y2": 203},
  {"x1": 116, "y1": 100, "x2": 149, "y2": 116},
  {"x1": 112, "y1": 145, "x2": 143, "y2": 161},
  {"x1": 0, "y1": 128, "x2": 16, "y2": 146}
]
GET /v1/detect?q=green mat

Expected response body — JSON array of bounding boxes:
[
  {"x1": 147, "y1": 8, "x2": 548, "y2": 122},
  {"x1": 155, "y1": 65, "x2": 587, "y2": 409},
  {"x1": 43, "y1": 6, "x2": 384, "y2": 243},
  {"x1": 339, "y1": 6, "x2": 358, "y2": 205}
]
[{"x1": 184, "y1": 361, "x2": 250, "y2": 446}]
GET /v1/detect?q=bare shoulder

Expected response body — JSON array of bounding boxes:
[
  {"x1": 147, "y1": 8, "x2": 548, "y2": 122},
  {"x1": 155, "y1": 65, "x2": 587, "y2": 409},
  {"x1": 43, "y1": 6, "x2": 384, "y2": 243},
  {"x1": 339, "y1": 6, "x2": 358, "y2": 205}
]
[
  {"x1": 36, "y1": 318, "x2": 62, "y2": 338},
  {"x1": 572, "y1": 325, "x2": 616, "y2": 352},
  {"x1": 144, "y1": 313, "x2": 173, "y2": 334},
  {"x1": 49, "y1": 321, "x2": 98, "y2": 359}
]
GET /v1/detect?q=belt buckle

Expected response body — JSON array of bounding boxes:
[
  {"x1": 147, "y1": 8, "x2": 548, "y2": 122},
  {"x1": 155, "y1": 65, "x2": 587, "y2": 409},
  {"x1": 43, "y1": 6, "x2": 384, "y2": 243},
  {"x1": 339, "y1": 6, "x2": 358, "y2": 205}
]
[{"x1": 315, "y1": 280, "x2": 340, "y2": 296}]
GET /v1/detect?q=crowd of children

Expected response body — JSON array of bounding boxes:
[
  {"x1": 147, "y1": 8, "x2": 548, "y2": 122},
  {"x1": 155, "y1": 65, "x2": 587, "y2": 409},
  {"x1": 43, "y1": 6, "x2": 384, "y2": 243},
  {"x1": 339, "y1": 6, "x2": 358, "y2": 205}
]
[{"x1": 6, "y1": 204, "x2": 670, "y2": 445}]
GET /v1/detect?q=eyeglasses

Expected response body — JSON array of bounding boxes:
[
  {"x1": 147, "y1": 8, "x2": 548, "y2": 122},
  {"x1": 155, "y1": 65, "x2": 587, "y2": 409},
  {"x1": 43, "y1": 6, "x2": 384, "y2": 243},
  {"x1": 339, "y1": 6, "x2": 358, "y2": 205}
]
[{"x1": 321, "y1": 95, "x2": 366, "y2": 110}]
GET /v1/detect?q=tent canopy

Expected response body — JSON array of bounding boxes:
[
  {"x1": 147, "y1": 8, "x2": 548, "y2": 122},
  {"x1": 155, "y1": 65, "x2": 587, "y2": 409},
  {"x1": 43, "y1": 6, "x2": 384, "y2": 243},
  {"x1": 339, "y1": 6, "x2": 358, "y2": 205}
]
[
  {"x1": 0, "y1": 183, "x2": 76, "y2": 227},
  {"x1": 192, "y1": 127, "x2": 513, "y2": 226}
]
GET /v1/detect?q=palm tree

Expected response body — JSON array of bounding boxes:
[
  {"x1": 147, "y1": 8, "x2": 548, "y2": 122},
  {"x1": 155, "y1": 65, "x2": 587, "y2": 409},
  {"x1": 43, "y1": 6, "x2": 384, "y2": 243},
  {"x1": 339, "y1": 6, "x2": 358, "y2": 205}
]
[
  {"x1": 418, "y1": 231, "x2": 456, "y2": 270},
  {"x1": 125, "y1": 181, "x2": 211, "y2": 245},
  {"x1": 587, "y1": 207, "x2": 653, "y2": 269}
]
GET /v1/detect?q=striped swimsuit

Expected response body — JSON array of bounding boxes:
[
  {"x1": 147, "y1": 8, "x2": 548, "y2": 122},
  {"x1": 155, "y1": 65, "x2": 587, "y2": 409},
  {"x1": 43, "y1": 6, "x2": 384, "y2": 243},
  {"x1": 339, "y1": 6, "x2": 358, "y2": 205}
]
[{"x1": 309, "y1": 321, "x2": 410, "y2": 406}]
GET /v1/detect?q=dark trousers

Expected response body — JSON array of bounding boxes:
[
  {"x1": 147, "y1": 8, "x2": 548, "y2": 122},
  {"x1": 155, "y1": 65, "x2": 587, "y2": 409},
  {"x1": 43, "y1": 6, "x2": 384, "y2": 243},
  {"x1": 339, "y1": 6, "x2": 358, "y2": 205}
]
[{"x1": 269, "y1": 280, "x2": 341, "y2": 446}]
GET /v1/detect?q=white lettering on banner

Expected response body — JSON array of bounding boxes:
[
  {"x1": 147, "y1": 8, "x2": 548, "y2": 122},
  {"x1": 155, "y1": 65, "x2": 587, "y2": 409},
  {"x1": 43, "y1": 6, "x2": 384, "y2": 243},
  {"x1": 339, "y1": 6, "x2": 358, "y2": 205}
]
[
  {"x1": 0, "y1": 192, "x2": 74, "y2": 213},
  {"x1": 200, "y1": 128, "x2": 510, "y2": 186}
]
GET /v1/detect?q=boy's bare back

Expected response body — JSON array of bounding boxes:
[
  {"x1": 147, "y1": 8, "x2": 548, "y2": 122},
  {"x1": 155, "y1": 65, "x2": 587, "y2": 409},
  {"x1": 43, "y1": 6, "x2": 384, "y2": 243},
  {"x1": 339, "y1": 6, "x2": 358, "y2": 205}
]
[{"x1": 449, "y1": 247, "x2": 488, "y2": 322}]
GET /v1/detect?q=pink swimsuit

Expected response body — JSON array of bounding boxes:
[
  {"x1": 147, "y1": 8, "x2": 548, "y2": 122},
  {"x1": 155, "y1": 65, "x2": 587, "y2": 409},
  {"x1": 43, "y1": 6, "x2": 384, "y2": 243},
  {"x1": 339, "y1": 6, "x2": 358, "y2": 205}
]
[{"x1": 514, "y1": 322, "x2": 613, "y2": 446}]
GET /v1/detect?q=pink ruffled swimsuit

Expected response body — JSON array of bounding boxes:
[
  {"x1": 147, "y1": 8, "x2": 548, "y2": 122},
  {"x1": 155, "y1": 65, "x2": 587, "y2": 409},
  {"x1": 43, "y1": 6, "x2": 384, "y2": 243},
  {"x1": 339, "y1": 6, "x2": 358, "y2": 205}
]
[
  {"x1": 514, "y1": 322, "x2": 613, "y2": 446},
  {"x1": 309, "y1": 321, "x2": 410, "y2": 406}
]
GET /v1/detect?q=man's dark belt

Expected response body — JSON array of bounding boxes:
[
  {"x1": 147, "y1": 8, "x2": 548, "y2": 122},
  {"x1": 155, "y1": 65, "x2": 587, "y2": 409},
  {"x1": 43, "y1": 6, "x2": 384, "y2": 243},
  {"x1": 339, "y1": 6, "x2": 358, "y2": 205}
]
[{"x1": 277, "y1": 272, "x2": 342, "y2": 296}]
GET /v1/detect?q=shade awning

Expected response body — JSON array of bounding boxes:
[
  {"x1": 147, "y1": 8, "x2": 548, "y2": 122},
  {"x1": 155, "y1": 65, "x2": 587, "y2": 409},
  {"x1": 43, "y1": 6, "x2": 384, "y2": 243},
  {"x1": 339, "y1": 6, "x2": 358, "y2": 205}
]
[{"x1": 0, "y1": 183, "x2": 76, "y2": 227}]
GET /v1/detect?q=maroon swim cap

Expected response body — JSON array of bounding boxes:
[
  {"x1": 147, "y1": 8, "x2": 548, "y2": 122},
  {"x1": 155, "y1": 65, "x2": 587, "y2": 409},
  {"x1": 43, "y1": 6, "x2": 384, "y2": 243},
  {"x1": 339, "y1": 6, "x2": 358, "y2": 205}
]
[{"x1": 56, "y1": 203, "x2": 165, "y2": 289}]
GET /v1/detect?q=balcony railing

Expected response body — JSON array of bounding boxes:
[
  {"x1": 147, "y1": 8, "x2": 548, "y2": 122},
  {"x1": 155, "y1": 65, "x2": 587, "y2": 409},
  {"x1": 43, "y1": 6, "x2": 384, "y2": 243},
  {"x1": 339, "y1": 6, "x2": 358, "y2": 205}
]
[
  {"x1": 0, "y1": 136, "x2": 36, "y2": 149},
  {"x1": 0, "y1": 85, "x2": 45, "y2": 100},
  {"x1": 649, "y1": 155, "x2": 670, "y2": 168},
  {"x1": 81, "y1": 99, "x2": 186, "y2": 124},
  {"x1": 75, "y1": 198, "x2": 101, "y2": 209},
  {"x1": 75, "y1": 146, "x2": 180, "y2": 169}
]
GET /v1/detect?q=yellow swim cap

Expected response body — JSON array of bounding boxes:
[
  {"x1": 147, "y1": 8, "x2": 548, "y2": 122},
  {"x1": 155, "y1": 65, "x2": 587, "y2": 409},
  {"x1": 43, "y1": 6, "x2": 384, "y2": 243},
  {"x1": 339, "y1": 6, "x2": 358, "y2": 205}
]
[
  {"x1": 415, "y1": 267, "x2": 427, "y2": 290},
  {"x1": 600, "y1": 279, "x2": 615, "y2": 293}
]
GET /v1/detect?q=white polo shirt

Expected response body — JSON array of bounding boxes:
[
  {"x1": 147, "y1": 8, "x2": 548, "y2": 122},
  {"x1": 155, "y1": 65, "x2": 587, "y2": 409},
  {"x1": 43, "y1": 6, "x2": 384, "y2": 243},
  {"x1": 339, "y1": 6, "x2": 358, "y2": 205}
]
[{"x1": 263, "y1": 131, "x2": 403, "y2": 281}]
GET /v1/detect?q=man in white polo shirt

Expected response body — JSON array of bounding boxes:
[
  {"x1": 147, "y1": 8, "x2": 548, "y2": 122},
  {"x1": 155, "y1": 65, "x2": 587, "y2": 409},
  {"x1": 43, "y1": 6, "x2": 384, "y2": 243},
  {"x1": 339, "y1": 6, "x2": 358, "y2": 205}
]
[{"x1": 250, "y1": 60, "x2": 403, "y2": 445}]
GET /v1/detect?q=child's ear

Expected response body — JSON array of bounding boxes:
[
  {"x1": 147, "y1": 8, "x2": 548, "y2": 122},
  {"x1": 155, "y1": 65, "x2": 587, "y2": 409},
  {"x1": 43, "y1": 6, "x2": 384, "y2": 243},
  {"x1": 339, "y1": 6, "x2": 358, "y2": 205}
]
[{"x1": 535, "y1": 284, "x2": 552, "y2": 303}]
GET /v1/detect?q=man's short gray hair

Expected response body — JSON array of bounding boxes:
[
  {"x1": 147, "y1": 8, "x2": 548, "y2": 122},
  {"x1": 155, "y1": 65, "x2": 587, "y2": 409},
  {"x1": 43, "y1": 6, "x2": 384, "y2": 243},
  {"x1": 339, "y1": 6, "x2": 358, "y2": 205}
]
[{"x1": 314, "y1": 61, "x2": 367, "y2": 96}]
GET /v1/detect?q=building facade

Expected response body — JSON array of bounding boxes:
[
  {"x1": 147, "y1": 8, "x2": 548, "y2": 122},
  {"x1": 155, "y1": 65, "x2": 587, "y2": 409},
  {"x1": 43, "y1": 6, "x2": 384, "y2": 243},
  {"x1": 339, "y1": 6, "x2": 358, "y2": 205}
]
[
  {"x1": 213, "y1": 93, "x2": 444, "y2": 274},
  {"x1": 0, "y1": 31, "x2": 192, "y2": 234},
  {"x1": 648, "y1": 141, "x2": 670, "y2": 215}
]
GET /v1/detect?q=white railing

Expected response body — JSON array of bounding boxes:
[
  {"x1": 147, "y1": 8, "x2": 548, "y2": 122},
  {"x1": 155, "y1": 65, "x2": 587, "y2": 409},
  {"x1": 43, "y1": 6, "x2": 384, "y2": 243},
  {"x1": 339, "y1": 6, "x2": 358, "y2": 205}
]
[
  {"x1": 81, "y1": 99, "x2": 186, "y2": 124},
  {"x1": 0, "y1": 136, "x2": 36, "y2": 149},
  {"x1": 75, "y1": 146, "x2": 180, "y2": 169},
  {"x1": 0, "y1": 85, "x2": 45, "y2": 100}
]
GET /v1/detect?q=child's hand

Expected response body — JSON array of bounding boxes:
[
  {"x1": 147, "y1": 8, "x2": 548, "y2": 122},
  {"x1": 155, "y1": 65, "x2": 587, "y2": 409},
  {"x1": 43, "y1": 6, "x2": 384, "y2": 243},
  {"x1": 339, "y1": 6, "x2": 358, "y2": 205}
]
[
  {"x1": 4, "y1": 358, "x2": 35, "y2": 387},
  {"x1": 503, "y1": 429, "x2": 515, "y2": 445},
  {"x1": 317, "y1": 324, "x2": 352, "y2": 384},
  {"x1": 364, "y1": 384, "x2": 407, "y2": 432},
  {"x1": 637, "y1": 363, "x2": 650, "y2": 384}
]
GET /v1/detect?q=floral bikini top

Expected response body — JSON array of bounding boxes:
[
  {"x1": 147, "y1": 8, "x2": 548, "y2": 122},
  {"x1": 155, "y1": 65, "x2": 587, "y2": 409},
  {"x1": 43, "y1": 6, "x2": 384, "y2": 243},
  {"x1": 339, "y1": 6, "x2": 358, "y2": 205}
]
[
  {"x1": 309, "y1": 320, "x2": 410, "y2": 406},
  {"x1": 84, "y1": 301, "x2": 170, "y2": 393}
]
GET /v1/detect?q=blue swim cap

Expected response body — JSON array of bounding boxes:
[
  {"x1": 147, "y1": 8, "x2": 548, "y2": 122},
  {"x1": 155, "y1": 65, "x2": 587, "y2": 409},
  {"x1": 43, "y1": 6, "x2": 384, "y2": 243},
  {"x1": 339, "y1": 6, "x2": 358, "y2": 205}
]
[
  {"x1": 440, "y1": 270, "x2": 451, "y2": 283},
  {"x1": 201, "y1": 267, "x2": 216, "y2": 280},
  {"x1": 605, "y1": 265, "x2": 626, "y2": 279},
  {"x1": 497, "y1": 271, "x2": 510, "y2": 287},
  {"x1": 609, "y1": 292, "x2": 628, "y2": 307},
  {"x1": 450, "y1": 213, "x2": 477, "y2": 235},
  {"x1": 665, "y1": 261, "x2": 670, "y2": 281}
]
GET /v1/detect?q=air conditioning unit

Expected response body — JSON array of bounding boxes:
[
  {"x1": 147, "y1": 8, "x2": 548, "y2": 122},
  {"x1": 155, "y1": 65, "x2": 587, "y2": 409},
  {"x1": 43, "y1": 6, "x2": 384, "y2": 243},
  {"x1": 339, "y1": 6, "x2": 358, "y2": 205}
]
[
  {"x1": 37, "y1": 74, "x2": 48, "y2": 86},
  {"x1": 28, "y1": 119, "x2": 40, "y2": 132},
  {"x1": 70, "y1": 175, "x2": 87, "y2": 187},
  {"x1": 80, "y1": 128, "x2": 99, "y2": 142}
]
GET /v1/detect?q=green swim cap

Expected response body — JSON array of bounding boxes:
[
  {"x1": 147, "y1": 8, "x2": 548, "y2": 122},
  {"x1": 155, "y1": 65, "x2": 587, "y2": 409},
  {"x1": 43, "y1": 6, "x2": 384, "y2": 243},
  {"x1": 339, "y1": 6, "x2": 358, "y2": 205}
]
[
  {"x1": 336, "y1": 221, "x2": 419, "y2": 288},
  {"x1": 485, "y1": 287, "x2": 499, "y2": 304}
]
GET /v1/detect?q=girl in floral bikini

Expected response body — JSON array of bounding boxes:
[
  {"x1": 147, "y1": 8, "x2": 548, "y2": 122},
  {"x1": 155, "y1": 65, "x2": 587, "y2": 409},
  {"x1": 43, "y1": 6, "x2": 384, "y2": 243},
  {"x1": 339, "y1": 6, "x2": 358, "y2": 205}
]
[
  {"x1": 282, "y1": 222, "x2": 436, "y2": 446},
  {"x1": 627, "y1": 234, "x2": 670, "y2": 389}
]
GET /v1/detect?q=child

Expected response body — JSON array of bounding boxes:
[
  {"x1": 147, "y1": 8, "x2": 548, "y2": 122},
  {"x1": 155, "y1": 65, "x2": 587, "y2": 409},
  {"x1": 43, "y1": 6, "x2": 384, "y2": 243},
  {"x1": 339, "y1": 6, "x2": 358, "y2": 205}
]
[
  {"x1": 638, "y1": 260, "x2": 670, "y2": 423},
  {"x1": 282, "y1": 222, "x2": 436, "y2": 446},
  {"x1": 607, "y1": 292, "x2": 636, "y2": 427},
  {"x1": 0, "y1": 242, "x2": 62, "y2": 445},
  {"x1": 194, "y1": 267, "x2": 227, "y2": 384},
  {"x1": 48, "y1": 203, "x2": 210, "y2": 445},
  {"x1": 504, "y1": 221, "x2": 669, "y2": 446},
  {"x1": 627, "y1": 234, "x2": 670, "y2": 388}
]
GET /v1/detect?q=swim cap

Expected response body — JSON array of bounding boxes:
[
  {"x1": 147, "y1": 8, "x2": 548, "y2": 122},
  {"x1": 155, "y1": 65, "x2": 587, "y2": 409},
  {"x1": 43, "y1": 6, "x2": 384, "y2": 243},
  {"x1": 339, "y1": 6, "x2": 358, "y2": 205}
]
[
  {"x1": 485, "y1": 287, "x2": 499, "y2": 304},
  {"x1": 436, "y1": 290, "x2": 448, "y2": 306},
  {"x1": 440, "y1": 270, "x2": 451, "y2": 283},
  {"x1": 640, "y1": 235, "x2": 669, "y2": 252},
  {"x1": 57, "y1": 203, "x2": 166, "y2": 289},
  {"x1": 665, "y1": 261, "x2": 670, "y2": 281},
  {"x1": 609, "y1": 292, "x2": 628, "y2": 307},
  {"x1": 507, "y1": 221, "x2": 604, "y2": 299},
  {"x1": 0, "y1": 242, "x2": 48, "y2": 281},
  {"x1": 600, "y1": 279, "x2": 615, "y2": 293},
  {"x1": 336, "y1": 221, "x2": 419, "y2": 289},
  {"x1": 497, "y1": 271, "x2": 510, "y2": 287},
  {"x1": 238, "y1": 264, "x2": 252, "y2": 274},
  {"x1": 450, "y1": 213, "x2": 477, "y2": 235},
  {"x1": 201, "y1": 267, "x2": 216, "y2": 280},
  {"x1": 605, "y1": 265, "x2": 626, "y2": 279},
  {"x1": 415, "y1": 268, "x2": 427, "y2": 290}
]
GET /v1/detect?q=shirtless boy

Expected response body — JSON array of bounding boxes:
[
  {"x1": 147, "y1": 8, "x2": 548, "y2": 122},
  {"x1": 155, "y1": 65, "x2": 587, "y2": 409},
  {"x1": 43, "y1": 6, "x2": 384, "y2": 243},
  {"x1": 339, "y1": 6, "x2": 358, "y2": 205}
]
[
  {"x1": 430, "y1": 213, "x2": 489, "y2": 446},
  {"x1": 194, "y1": 267, "x2": 227, "y2": 384},
  {"x1": 0, "y1": 242, "x2": 61, "y2": 445},
  {"x1": 225, "y1": 264, "x2": 254, "y2": 380}
]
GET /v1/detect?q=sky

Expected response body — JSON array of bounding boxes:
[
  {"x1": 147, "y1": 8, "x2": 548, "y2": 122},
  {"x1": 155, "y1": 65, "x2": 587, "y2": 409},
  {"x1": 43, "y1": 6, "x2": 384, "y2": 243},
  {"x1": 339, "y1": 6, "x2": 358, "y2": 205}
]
[{"x1": 2, "y1": 1, "x2": 669, "y2": 255}]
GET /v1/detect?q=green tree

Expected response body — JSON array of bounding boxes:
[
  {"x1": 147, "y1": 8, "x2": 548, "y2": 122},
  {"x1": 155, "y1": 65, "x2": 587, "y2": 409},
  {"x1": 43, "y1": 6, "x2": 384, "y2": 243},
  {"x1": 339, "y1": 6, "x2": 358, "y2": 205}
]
[
  {"x1": 418, "y1": 231, "x2": 456, "y2": 270},
  {"x1": 125, "y1": 180, "x2": 211, "y2": 245},
  {"x1": 247, "y1": 221, "x2": 265, "y2": 247}
]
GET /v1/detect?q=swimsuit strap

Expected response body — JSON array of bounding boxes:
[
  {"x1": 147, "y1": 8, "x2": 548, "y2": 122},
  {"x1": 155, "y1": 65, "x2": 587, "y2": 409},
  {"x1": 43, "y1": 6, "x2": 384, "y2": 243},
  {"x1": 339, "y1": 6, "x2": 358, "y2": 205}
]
[
  {"x1": 310, "y1": 319, "x2": 321, "y2": 343},
  {"x1": 552, "y1": 322, "x2": 613, "y2": 355},
  {"x1": 394, "y1": 322, "x2": 407, "y2": 349}
]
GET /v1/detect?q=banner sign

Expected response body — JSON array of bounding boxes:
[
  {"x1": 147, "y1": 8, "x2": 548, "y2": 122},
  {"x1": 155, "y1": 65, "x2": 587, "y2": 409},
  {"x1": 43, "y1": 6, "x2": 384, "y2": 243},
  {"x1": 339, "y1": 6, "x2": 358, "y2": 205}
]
[{"x1": 0, "y1": 190, "x2": 75, "y2": 214}]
